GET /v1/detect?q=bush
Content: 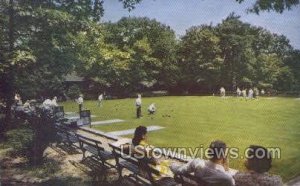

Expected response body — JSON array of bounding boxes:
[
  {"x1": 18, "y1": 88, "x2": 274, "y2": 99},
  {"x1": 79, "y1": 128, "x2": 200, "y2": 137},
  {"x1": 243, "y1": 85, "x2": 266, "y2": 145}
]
[
  {"x1": 6, "y1": 127, "x2": 33, "y2": 155},
  {"x1": 66, "y1": 85, "x2": 81, "y2": 99},
  {"x1": 6, "y1": 106, "x2": 57, "y2": 165}
]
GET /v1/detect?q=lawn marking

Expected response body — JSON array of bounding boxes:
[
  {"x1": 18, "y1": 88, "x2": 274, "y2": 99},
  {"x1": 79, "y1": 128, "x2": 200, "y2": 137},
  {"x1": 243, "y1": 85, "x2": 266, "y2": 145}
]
[
  {"x1": 64, "y1": 115, "x2": 96, "y2": 120},
  {"x1": 106, "y1": 125, "x2": 165, "y2": 136},
  {"x1": 91, "y1": 119, "x2": 124, "y2": 125}
]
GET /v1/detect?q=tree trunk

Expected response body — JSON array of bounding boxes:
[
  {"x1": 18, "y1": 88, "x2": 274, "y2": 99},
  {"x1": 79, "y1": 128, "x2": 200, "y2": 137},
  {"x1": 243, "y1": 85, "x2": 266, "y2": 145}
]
[{"x1": 2, "y1": 0, "x2": 15, "y2": 135}]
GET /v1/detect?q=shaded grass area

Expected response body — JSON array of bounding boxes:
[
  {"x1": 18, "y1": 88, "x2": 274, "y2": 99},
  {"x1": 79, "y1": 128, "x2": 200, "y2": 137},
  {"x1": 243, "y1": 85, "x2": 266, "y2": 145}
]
[{"x1": 62, "y1": 96, "x2": 300, "y2": 181}]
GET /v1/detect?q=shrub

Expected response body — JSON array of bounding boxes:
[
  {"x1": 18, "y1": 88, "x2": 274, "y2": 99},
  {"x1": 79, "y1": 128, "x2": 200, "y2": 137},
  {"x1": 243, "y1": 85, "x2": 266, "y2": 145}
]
[
  {"x1": 6, "y1": 127, "x2": 34, "y2": 156},
  {"x1": 66, "y1": 85, "x2": 81, "y2": 99}
]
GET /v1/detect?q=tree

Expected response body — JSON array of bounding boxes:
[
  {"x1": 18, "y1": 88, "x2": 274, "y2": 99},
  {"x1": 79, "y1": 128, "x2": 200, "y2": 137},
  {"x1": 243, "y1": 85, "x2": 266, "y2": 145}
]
[
  {"x1": 178, "y1": 25, "x2": 222, "y2": 92},
  {"x1": 178, "y1": 13, "x2": 297, "y2": 93},
  {"x1": 118, "y1": 0, "x2": 300, "y2": 14},
  {"x1": 236, "y1": 0, "x2": 300, "y2": 14},
  {"x1": 0, "y1": 0, "x2": 131, "y2": 134},
  {"x1": 216, "y1": 14, "x2": 257, "y2": 89},
  {"x1": 284, "y1": 50, "x2": 300, "y2": 91},
  {"x1": 86, "y1": 17, "x2": 178, "y2": 95}
]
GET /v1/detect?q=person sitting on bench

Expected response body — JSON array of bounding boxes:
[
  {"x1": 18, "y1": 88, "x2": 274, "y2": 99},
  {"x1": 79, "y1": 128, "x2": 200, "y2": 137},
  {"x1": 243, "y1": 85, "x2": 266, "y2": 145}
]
[
  {"x1": 234, "y1": 145, "x2": 283, "y2": 186},
  {"x1": 132, "y1": 126, "x2": 174, "y2": 180},
  {"x1": 170, "y1": 140, "x2": 235, "y2": 186},
  {"x1": 148, "y1": 103, "x2": 156, "y2": 115}
]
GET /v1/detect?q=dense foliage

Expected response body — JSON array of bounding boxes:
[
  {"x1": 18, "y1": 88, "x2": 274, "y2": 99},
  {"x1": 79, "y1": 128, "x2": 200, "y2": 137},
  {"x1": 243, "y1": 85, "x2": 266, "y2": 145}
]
[{"x1": 177, "y1": 14, "x2": 299, "y2": 93}]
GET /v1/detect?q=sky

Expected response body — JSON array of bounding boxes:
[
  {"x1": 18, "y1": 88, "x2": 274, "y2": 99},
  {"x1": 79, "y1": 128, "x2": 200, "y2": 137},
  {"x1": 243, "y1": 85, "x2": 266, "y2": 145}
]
[{"x1": 102, "y1": 0, "x2": 300, "y2": 49}]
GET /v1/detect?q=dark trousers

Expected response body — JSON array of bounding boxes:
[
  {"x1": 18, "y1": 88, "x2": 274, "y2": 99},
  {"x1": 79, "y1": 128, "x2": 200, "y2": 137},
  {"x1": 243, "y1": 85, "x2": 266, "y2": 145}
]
[
  {"x1": 79, "y1": 104, "x2": 82, "y2": 117},
  {"x1": 136, "y1": 106, "x2": 141, "y2": 118}
]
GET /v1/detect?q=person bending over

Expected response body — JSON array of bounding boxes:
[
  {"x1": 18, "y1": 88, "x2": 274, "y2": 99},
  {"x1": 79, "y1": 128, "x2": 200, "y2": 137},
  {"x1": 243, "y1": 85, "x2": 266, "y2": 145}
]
[{"x1": 148, "y1": 103, "x2": 156, "y2": 115}]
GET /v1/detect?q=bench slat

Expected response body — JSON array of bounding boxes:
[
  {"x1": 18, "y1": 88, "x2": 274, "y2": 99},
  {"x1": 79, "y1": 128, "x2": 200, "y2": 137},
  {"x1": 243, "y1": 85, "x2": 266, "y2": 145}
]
[{"x1": 119, "y1": 160, "x2": 140, "y2": 174}]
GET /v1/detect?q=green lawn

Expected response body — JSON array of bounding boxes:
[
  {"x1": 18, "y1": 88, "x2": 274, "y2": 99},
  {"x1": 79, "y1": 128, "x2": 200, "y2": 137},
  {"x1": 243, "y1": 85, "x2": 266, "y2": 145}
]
[{"x1": 62, "y1": 96, "x2": 300, "y2": 181}]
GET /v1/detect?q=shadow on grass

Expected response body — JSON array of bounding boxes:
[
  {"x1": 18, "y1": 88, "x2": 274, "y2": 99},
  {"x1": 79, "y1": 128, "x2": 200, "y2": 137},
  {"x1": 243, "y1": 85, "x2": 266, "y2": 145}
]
[
  {"x1": 70, "y1": 157, "x2": 113, "y2": 183},
  {"x1": 37, "y1": 176, "x2": 94, "y2": 186},
  {"x1": 52, "y1": 143, "x2": 81, "y2": 155}
]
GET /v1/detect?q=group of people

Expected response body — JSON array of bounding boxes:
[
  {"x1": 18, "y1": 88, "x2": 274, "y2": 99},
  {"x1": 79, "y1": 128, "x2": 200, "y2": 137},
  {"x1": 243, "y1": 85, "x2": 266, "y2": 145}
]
[
  {"x1": 219, "y1": 87, "x2": 265, "y2": 99},
  {"x1": 42, "y1": 96, "x2": 58, "y2": 108},
  {"x1": 13, "y1": 93, "x2": 60, "y2": 112},
  {"x1": 135, "y1": 94, "x2": 156, "y2": 118},
  {"x1": 128, "y1": 126, "x2": 283, "y2": 186},
  {"x1": 236, "y1": 87, "x2": 264, "y2": 99},
  {"x1": 73, "y1": 93, "x2": 156, "y2": 119}
]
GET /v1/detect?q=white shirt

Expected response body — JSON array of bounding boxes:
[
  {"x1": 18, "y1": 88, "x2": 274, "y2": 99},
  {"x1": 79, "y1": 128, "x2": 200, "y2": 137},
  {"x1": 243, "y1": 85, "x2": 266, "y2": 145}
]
[
  {"x1": 77, "y1": 97, "x2": 83, "y2": 104},
  {"x1": 43, "y1": 99, "x2": 53, "y2": 107},
  {"x1": 51, "y1": 98, "x2": 58, "y2": 106},
  {"x1": 136, "y1": 97, "x2": 142, "y2": 106},
  {"x1": 148, "y1": 104, "x2": 156, "y2": 112},
  {"x1": 242, "y1": 90, "x2": 247, "y2": 97},
  {"x1": 15, "y1": 95, "x2": 20, "y2": 101},
  {"x1": 170, "y1": 159, "x2": 235, "y2": 186},
  {"x1": 248, "y1": 89, "x2": 254, "y2": 97},
  {"x1": 98, "y1": 94, "x2": 103, "y2": 101}
]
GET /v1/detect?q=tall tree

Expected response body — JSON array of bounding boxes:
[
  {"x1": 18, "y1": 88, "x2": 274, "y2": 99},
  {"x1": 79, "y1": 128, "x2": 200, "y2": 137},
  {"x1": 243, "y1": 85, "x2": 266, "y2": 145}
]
[
  {"x1": 0, "y1": 0, "x2": 133, "y2": 134},
  {"x1": 98, "y1": 17, "x2": 177, "y2": 94},
  {"x1": 178, "y1": 25, "x2": 222, "y2": 92},
  {"x1": 216, "y1": 14, "x2": 257, "y2": 89},
  {"x1": 236, "y1": 0, "x2": 300, "y2": 14}
]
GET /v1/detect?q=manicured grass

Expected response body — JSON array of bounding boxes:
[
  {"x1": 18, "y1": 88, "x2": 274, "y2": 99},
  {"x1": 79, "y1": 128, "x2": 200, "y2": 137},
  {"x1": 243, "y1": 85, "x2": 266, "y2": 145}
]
[{"x1": 62, "y1": 96, "x2": 300, "y2": 181}]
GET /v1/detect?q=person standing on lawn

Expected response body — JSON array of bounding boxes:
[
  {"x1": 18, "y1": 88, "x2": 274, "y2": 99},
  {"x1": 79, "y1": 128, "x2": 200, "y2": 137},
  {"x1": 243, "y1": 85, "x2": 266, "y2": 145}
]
[
  {"x1": 77, "y1": 94, "x2": 84, "y2": 114},
  {"x1": 135, "y1": 94, "x2": 142, "y2": 118},
  {"x1": 98, "y1": 93, "x2": 103, "y2": 107}
]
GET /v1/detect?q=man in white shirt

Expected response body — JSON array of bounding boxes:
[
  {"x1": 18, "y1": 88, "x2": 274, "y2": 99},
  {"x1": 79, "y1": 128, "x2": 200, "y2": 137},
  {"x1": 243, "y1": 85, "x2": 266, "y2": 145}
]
[
  {"x1": 220, "y1": 87, "x2": 226, "y2": 97},
  {"x1": 135, "y1": 94, "x2": 142, "y2": 118},
  {"x1": 236, "y1": 87, "x2": 242, "y2": 97},
  {"x1": 51, "y1": 96, "x2": 58, "y2": 107},
  {"x1": 148, "y1": 103, "x2": 156, "y2": 114},
  {"x1": 14, "y1": 93, "x2": 22, "y2": 106},
  {"x1": 170, "y1": 140, "x2": 235, "y2": 186},
  {"x1": 248, "y1": 89, "x2": 254, "y2": 99},
  {"x1": 242, "y1": 89, "x2": 247, "y2": 98},
  {"x1": 43, "y1": 98, "x2": 53, "y2": 108},
  {"x1": 98, "y1": 94, "x2": 103, "y2": 107},
  {"x1": 77, "y1": 94, "x2": 84, "y2": 114}
]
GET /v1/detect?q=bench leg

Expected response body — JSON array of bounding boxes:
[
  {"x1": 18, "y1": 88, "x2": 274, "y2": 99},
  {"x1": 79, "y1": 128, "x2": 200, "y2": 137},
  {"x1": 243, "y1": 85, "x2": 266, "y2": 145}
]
[
  {"x1": 82, "y1": 149, "x2": 86, "y2": 160},
  {"x1": 117, "y1": 166, "x2": 124, "y2": 181}
]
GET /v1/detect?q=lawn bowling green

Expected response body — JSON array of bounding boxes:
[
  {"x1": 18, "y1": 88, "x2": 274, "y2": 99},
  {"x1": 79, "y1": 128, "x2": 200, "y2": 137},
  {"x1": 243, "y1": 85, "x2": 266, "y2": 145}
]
[{"x1": 62, "y1": 96, "x2": 300, "y2": 182}]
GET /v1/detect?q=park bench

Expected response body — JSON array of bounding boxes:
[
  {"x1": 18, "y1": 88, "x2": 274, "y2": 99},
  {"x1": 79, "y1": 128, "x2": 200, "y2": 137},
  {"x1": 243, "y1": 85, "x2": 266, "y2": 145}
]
[
  {"x1": 151, "y1": 147, "x2": 208, "y2": 186},
  {"x1": 55, "y1": 124, "x2": 79, "y2": 148},
  {"x1": 77, "y1": 134, "x2": 115, "y2": 168},
  {"x1": 77, "y1": 134, "x2": 116, "y2": 182},
  {"x1": 174, "y1": 173, "x2": 208, "y2": 186},
  {"x1": 53, "y1": 106, "x2": 64, "y2": 120},
  {"x1": 109, "y1": 143, "x2": 178, "y2": 186}
]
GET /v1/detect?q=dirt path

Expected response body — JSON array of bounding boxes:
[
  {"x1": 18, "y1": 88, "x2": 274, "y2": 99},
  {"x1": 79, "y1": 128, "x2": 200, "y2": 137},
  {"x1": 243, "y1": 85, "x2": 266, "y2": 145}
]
[{"x1": 0, "y1": 128, "x2": 132, "y2": 185}]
